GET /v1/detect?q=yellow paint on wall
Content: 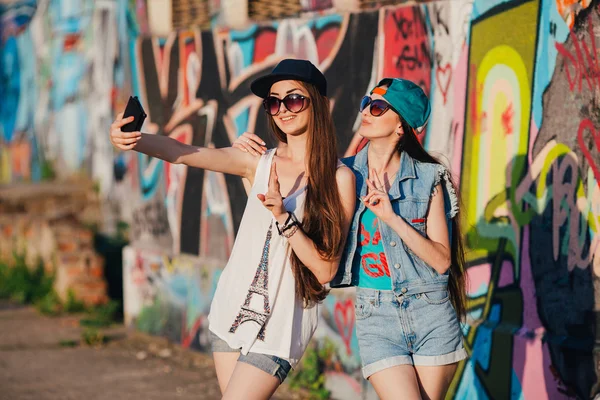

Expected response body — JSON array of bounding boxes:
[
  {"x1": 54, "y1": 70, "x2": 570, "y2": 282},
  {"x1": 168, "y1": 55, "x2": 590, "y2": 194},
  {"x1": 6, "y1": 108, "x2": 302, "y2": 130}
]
[
  {"x1": 461, "y1": 0, "x2": 539, "y2": 259},
  {"x1": 490, "y1": 92, "x2": 510, "y2": 198},
  {"x1": 0, "y1": 147, "x2": 10, "y2": 183}
]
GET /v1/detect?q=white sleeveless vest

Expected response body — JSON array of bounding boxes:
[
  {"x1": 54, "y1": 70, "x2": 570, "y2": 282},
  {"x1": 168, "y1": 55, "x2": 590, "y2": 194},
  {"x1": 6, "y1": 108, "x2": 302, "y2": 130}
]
[{"x1": 208, "y1": 149, "x2": 318, "y2": 367}]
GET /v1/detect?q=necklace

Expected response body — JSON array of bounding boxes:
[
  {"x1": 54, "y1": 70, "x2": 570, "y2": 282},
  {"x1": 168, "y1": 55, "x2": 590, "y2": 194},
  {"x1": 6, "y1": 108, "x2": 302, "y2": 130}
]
[{"x1": 370, "y1": 170, "x2": 398, "y2": 192}]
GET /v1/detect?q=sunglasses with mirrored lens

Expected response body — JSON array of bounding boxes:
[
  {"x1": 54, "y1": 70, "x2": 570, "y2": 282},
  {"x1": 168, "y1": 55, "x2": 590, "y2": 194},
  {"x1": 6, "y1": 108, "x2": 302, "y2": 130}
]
[
  {"x1": 360, "y1": 96, "x2": 391, "y2": 117},
  {"x1": 263, "y1": 94, "x2": 310, "y2": 116}
]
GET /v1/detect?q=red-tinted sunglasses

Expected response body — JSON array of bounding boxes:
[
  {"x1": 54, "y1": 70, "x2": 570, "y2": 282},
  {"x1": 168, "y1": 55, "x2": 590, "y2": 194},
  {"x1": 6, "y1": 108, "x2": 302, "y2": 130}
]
[
  {"x1": 263, "y1": 94, "x2": 310, "y2": 116},
  {"x1": 360, "y1": 96, "x2": 391, "y2": 117}
]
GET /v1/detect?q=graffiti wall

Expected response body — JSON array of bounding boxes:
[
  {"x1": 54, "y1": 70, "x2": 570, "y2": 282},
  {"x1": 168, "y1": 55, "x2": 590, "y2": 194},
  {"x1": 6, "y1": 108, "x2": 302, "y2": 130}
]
[
  {"x1": 3, "y1": 0, "x2": 600, "y2": 398},
  {"x1": 122, "y1": 246, "x2": 222, "y2": 350},
  {"x1": 0, "y1": 0, "x2": 137, "y2": 193}
]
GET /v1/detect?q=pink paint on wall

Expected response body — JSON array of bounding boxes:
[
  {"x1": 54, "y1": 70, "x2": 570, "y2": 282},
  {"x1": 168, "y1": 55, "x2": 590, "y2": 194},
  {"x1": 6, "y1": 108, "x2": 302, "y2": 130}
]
[
  {"x1": 528, "y1": 120, "x2": 539, "y2": 165},
  {"x1": 498, "y1": 260, "x2": 515, "y2": 287},
  {"x1": 466, "y1": 262, "x2": 492, "y2": 296},
  {"x1": 512, "y1": 226, "x2": 568, "y2": 400},
  {"x1": 452, "y1": 44, "x2": 469, "y2": 181}
]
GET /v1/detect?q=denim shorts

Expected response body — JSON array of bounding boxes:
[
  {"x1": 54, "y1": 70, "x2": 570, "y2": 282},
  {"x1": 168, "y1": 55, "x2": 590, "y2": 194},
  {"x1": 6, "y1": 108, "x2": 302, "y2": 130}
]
[
  {"x1": 355, "y1": 287, "x2": 467, "y2": 379},
  {"x1": 209, "y1": 331, "x2": 292, "y2": 383}
]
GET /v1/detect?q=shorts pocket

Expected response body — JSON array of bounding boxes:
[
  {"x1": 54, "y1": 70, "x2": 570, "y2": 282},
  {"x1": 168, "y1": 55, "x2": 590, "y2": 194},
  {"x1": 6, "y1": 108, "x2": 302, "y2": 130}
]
[
  {"x1": 354, "y1": 296, "x2": 374, "y2": 320},
  {"x1": 421, "y1": 290, "x2": 450, "y2": 305}
]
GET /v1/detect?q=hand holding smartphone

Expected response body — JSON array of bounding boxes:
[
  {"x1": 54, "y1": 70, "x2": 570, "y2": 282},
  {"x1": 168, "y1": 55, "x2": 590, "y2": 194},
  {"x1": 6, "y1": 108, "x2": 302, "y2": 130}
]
[{"x1": 121, "y1": 96, "x2": 147, "y2": 132}]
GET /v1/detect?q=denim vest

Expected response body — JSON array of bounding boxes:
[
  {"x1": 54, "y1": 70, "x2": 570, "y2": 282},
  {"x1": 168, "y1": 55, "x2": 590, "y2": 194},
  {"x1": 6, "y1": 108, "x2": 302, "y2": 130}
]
[{"x1": 331, "y1": 144, "x2": 459, "y2": 297}]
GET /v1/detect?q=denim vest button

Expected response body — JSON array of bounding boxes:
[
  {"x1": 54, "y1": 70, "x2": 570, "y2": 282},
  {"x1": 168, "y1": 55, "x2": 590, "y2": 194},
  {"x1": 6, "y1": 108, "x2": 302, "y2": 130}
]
[
  {"x1": 394, "y1": 263, "x2": 400, "y2": 269},
  {"x1": 390, "y1": 241, "x2": 397, "y2": 247}
]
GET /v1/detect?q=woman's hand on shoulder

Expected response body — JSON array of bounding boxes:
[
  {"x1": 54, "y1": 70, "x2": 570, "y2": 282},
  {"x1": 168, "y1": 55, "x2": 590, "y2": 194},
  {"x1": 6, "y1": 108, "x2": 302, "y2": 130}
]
[{"x1": 232, "y1": 132, "x2": 267, "y2": 156}]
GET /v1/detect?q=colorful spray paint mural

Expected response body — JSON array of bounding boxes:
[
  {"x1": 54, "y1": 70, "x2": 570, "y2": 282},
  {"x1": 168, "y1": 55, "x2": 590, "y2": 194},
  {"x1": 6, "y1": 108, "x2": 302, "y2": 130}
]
[
  {"x1": 3, "y1": 0, "x2": 600, "y2": 398},
  {"x1": 0, "y1": 0, "x2": 136, "y2": 192}
]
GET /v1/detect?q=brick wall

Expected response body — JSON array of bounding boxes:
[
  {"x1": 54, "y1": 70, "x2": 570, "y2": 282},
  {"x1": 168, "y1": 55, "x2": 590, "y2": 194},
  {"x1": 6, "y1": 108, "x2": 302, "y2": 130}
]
[{"x1": 0, "y1": 182, "x2": 108, "y2": 306}]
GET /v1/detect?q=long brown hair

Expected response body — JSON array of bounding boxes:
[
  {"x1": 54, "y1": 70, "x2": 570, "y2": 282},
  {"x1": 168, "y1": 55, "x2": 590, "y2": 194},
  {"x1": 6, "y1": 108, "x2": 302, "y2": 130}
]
[
  {"x1": 396, "y1": 118, "x2": 467, "y2": 319},
  {"x1": 267, "y1": 81, "x2": 345, "y2": 307}
]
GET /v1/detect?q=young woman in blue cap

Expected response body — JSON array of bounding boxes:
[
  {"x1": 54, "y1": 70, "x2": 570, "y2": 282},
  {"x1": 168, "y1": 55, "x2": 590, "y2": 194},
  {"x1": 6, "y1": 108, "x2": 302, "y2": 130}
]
[
  {"x1": 235, "y1": 78, "x2": 467, "y2": 399},
  {"x1": 109, "y1": 59, "x2": 355, "y2": 399}
]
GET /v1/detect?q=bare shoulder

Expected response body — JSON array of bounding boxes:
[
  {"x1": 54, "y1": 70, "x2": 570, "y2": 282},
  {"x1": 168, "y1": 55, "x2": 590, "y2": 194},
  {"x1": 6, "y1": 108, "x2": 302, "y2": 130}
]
[
  {"x1": 335, "y1": 165, "x2": 356, "y2": 200},
  {"x1": 335, "y1": 165, "x2": 356, "y2": 222},
  {"x1": 335, "y1": 164, "x2": 355, "y2": 187}
]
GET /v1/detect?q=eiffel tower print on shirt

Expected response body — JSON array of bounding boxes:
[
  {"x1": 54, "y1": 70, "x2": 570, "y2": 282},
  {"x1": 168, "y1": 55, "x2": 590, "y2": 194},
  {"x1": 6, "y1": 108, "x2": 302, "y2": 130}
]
[{"x1": 229, "y1": 222, "x2": 273, "y2": 341}]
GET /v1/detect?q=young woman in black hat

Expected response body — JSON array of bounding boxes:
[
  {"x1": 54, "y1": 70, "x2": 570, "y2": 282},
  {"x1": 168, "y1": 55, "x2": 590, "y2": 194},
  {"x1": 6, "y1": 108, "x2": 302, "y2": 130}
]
[
  {"x1": 109, "y1": 59, "x2": 355, "y2": 399},
  {"x1": 235, "y1": 78, "x2": 467, "y2": 400}
]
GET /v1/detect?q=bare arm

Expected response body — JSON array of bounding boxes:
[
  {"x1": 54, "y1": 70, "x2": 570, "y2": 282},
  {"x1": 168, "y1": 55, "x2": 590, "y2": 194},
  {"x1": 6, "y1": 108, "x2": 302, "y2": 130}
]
[
  {"x1": 134, "y1": 133, "x2": 259, "y2": 178},
  {"x1": 362, "y1": 170, "x2": 451, "y2": 274},
  {"x1": 110, "y1": 114, "x2": 259, "y2": 180},
  {"x1": 385, "y1": 184, "x2": 451, "y2": 273},
  {"x1": 268, "y1": 166, "x2": 356, "y2": 284}
]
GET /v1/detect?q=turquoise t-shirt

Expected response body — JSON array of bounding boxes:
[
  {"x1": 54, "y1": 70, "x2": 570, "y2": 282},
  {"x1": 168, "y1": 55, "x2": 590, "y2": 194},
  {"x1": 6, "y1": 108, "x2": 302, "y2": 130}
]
[{"x1": 352, "y1": 208, "x2": 392, "y2": 289}]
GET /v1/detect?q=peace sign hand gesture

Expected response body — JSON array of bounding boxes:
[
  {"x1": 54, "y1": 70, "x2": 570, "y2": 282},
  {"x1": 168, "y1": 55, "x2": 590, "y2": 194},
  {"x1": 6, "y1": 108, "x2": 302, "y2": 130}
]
[
  {"x1": 257, "y1": 162, "x2": 286, "y2": 218},
  {"x1": 362, "y1": 169, "x2": 396, "y2": 225}
]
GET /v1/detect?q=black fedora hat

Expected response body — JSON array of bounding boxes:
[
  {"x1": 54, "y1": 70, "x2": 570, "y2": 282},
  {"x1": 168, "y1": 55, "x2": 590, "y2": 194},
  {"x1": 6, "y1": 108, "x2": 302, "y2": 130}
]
[{"x1": 251, "y1": 59, "x2": 327, "y2": 98}]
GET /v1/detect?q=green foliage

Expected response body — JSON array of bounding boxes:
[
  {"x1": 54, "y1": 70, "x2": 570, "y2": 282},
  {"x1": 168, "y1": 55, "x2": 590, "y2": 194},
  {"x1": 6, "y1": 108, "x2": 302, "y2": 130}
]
[
  {"x1": 0, "y1": 255, "x2": 119, "y2": 327},
  {"x1": 92, "y1": 181, "x2": 101, "y2": 194},
  {"x1": 40, "y1": 159, "x2": 56, "y2": 180},
  {"x1": 80, "y1": 300, "x2": 120, "y2": 328},
  {"x1": 1, "y1": 254, "x2": 122, "y2": 349},
  {"x1": 288, "y1": 339, "x2": 336, "y2": 400},
  {"x1": 63, "y1": 289, "x2": 87, "y2": 313},
  {"x1": 35, "y1": 290, "x2": 63, "y2": 316},
  {"x1": 136, "y1": 297, "x2": 167, "y2": 335},
  {"x1": 115, "y1": 221, "x2": 129, "y2": 242},
  {"x1": 0, "y1": 262, "x2": 10, "y2": 299},
  {"x1": 0, "y1": 255, "x2": 54, "y2": 304},
  {"x1": 82, "y1": 327, "x2": 105, "y2": 346}
]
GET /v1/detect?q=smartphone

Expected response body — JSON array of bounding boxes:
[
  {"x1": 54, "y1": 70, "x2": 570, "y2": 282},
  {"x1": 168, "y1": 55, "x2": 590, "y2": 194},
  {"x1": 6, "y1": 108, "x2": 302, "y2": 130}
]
[{"x1": 121, "y1": 96, "x2": 147, "y2": 132}]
